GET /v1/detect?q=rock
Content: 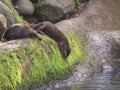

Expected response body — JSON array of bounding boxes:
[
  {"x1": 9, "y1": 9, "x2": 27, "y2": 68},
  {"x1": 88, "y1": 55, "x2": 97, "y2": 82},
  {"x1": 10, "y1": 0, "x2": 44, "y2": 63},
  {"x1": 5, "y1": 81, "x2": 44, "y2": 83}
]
[
  {"x1": 16, "y1": 0, "x2": 35, "y2": 15},
  {"x1": 0, "y1": 0, "x2": 4, "y2": 2},
  {"x1": 0, "y1": 39, "x2": 29, "y2": 54},
  {"x1": 0, "y1": 1, "x2": 17, "y2": 27},
  {"x1": 35, "y1": 0, "x2": 75, "y2": 22},
  {"x1": 0, "y1": 14, "x2": 7, "y2": 40},
  {"x1": 110, "y1": 40, "x2": 120, "y2": 59},
  {"x1": 0, "y1": 14, "x2": 7, "y2": 29}
]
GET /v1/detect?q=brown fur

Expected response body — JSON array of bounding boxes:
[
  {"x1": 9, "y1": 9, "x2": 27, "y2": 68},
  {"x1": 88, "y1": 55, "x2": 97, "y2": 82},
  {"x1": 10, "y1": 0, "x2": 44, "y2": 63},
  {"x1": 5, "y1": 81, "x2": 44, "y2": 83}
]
[
  {"x1": 30, "y1": 0, "x2": 38, "y2": 3},
  {"x1": 33, "y1": 21, "x2": 71, "y2": 59},
  {"x1": 3, "y1": 24, "x2": 41, "y2": 41}
]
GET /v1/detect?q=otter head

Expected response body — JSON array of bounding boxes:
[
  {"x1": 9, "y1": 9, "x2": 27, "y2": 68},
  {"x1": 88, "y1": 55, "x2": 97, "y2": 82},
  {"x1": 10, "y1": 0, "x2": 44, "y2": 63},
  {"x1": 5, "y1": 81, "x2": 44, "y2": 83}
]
[{"x1": 58, "y1": 41, "x2": 71, "y2": 59}]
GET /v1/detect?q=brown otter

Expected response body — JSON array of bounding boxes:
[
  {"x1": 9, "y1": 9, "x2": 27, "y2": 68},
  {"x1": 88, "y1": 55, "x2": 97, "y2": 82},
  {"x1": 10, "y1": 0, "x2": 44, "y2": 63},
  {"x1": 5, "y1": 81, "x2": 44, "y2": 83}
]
[
  {"x1": 32, "y1": 21, "x2": 71, "y2": 59},
  {"x1": 3, "y1": 24, "x2": 41, "y2": 41},
  {"x1": 30, "y1": 0, "x2": 38, "y2": 3}
]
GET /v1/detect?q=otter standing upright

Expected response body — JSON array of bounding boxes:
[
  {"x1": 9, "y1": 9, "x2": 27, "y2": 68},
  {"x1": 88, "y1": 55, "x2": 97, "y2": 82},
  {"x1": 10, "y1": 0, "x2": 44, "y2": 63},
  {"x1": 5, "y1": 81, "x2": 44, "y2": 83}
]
[{"x1": 33, "y1": 21, "x2": 71, "y2": 59}]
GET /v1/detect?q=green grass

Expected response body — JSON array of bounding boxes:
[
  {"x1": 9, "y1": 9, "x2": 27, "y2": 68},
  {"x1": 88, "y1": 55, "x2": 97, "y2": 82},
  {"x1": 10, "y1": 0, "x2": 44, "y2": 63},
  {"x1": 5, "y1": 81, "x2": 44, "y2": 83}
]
[{"x1": 0, "y1": 32, "x2": 85, "y2": 90}]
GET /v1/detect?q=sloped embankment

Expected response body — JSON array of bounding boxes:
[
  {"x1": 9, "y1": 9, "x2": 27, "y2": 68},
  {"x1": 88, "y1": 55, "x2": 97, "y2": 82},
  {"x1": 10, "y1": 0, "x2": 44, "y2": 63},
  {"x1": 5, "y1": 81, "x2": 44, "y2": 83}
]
[{"x1": 3, "y1": 0, "x2": 120, "y2": 89}]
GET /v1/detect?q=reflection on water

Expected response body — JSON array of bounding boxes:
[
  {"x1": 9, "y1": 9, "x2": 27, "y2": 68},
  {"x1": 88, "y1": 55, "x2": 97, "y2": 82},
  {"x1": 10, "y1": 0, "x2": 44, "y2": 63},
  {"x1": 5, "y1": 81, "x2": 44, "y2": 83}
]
[{"x1": 52, "y1": 65, "x2": 120, "y2": 90}]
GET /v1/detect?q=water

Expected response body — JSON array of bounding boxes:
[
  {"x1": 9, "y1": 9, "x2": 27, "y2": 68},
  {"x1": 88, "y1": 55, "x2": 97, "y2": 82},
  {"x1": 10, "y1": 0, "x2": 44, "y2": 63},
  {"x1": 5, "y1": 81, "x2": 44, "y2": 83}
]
[{"x1": 51, "y1": 64, "x2": 120, "y2": 90}]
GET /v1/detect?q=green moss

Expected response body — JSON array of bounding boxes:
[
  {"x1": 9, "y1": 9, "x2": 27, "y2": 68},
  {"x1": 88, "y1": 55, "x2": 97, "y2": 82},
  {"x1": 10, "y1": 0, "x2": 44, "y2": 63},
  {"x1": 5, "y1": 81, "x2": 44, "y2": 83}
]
[
  {"x1": 3, "y1": 0, "x2": 28, "y2": 24},
  {"x1": 36, "y1": 3, "x2": 60, "y2": 21},
  {"x1": 0, "y1": 53, "x2": 21, "y2": 90},
  {"x1": 0, "y1": 32, "x2": 85, "y2": 90},
  {"x1": 73, "y1": 0, "x2": 83, "y2": 10}
]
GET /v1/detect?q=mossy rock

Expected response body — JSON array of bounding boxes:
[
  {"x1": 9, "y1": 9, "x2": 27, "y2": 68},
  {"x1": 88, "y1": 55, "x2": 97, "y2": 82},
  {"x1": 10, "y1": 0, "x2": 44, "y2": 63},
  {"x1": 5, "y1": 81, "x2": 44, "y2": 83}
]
[
  {"x1": 2, "y1": 0, "x2": 28, "y2": 25},
  {"x1": 0, "y1": 14, "x2": 7, "y2": 39},
  {"x1": 35, "y1": 0, "x2": 75, "y2": 22},
  {"x1": 0, "y1": 31, "x2": 87, "y2": 90},
  {"x1": 0, "y1": 1, "x2": 17, "y2": 27}
]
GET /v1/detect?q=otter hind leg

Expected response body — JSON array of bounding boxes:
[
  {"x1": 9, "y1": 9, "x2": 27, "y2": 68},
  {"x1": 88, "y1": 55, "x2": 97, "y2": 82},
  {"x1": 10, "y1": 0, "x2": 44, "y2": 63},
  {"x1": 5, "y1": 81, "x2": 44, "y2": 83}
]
[
  {"x1": 37, "y1": 24, "x2": 46, "y2": 34},
  {"x1": 32, "y1": 23, "x2": 44, "y2": 30}
]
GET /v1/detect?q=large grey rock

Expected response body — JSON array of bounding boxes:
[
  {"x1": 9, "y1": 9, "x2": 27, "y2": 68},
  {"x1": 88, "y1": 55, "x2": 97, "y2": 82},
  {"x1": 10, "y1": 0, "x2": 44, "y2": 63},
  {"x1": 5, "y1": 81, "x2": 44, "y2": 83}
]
[
  {"x1": 0, "y1": 39, "x2": 29, "y2": 54},
  {"x1": 16, "y1": 0, "x2": 35, "y2": 15},
  {"x1": 35, "y1": 0, "x2": 75, "y2": 21},
  {"x1": 0, "y1": 0, "x2": 4, "y2": 2},
  {"x1": 41, "y1": 0, "x2": 74, "y2": 14},
  {"x1": 0, "y1": 1, "x2": 17, "y2": 27},
  {"x1": 0, "y1": 14, "x2": 7, "y2": 40}
]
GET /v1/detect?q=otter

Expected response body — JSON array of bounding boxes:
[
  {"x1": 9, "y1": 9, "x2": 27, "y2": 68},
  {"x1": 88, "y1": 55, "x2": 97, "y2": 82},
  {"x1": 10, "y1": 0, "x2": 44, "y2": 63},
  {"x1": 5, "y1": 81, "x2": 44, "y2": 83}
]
[
  {"x1": 32, "y1": 21, "x2": 71, "y2": 59},
  {"x1": 3, "y1": 24, "x2": 41, "y2": 41},
  {"x1": 12, "y1": 0, "x2": 38, "y2": 5},
  {"x1": 30, "y1": 0, "x2": 38, "y2": 3}
]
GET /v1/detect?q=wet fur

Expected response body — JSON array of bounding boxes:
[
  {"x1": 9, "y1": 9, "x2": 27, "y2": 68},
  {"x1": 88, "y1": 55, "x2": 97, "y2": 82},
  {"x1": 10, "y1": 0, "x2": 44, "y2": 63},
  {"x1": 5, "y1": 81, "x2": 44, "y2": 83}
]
[
  {"x1": 33, "y1": 21, "x2": 71, "y2": 59},
  {"x1": 3, "y1": 24, "x2": 41, "y2": 41}
]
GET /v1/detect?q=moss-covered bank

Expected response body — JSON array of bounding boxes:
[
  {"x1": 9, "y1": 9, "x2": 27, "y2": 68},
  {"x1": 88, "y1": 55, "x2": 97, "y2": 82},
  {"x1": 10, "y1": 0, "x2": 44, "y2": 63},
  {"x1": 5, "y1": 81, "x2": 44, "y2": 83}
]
[
  {"x1": 0, "y1": 0, "x2": 91, "y2": 90},
  {"x1": 0, "y1": 31, "x2": 87, "y2": 90}
]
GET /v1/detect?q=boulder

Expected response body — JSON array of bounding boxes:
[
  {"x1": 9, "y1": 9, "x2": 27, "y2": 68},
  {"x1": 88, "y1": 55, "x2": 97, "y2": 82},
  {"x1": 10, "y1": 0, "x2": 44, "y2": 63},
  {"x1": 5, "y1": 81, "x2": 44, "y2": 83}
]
[
  {"x1": 16, "y1": 0, "x2": 35, "y2": 15},
  {"x1": 0, "y1": 39, "x2": 29, "y2": 54},
  {"x1": 35, "y1": 0, "x2": 75, "y2": 22},
  {"x1": 0, "y1": 14, "x2": 7, "y2": 40},
  {"x1": 0, "y1": 1, "x2": 17, "y2": 27},
  {"x1": 0, "y1": 0, "x2": 4, "y2": 2}
]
